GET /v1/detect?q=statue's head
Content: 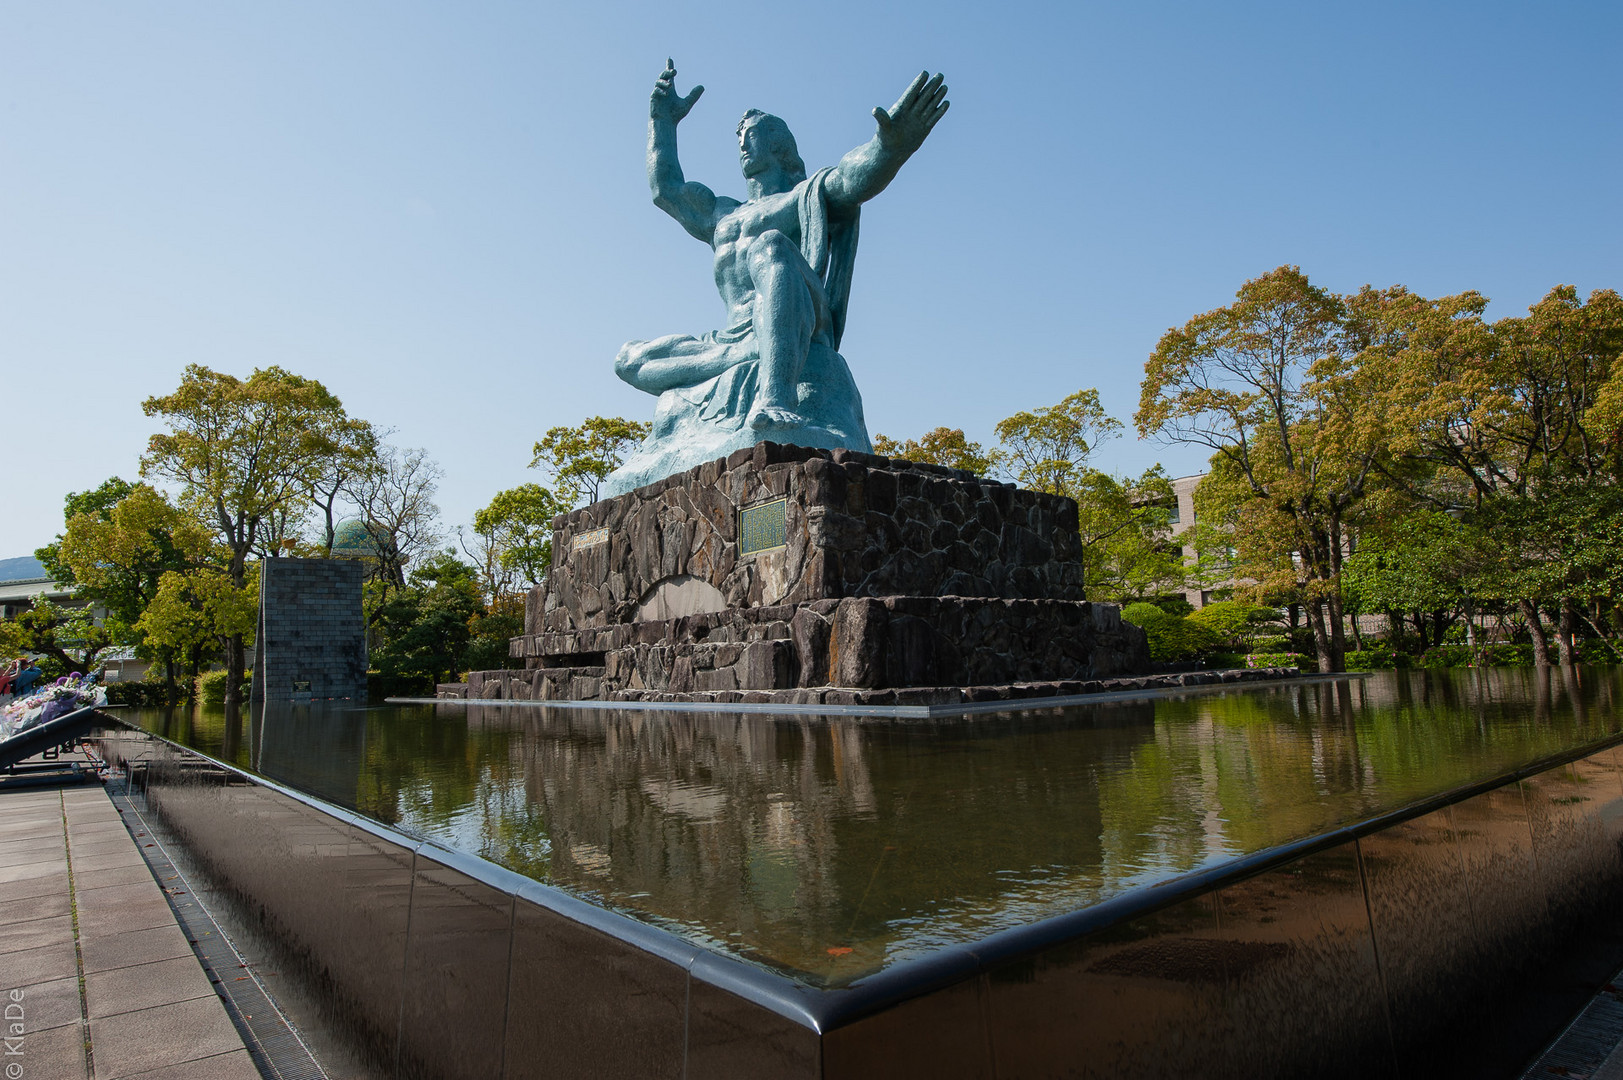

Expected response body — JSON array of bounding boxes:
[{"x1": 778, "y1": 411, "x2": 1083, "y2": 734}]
[{"x1": 737, "y1": 110, "x2": 807, "y2": 186}]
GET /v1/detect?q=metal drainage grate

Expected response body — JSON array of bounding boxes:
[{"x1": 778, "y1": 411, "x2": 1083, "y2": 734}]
[{"x1": 107, "y1": 784, "x2": 328, "y2": 1080}]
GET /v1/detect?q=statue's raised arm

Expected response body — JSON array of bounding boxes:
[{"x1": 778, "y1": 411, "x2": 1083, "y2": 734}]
[
  {"x1": 646, "y1": 60, "x2": 735, "y2": 242},
  {"x1": 824, "y1": 72, "x2": 950, "y2": 215}
]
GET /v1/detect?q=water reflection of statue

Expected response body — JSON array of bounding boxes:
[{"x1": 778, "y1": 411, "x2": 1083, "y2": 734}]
[{"x1": 602, "y1": 61, "x2": 951, "y2": 497}]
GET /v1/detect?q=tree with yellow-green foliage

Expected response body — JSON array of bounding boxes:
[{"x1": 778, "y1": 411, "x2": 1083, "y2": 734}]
[
  {"x1": 142, "y1": 365, "x2": 359, "y2": 709},
  {"x1": 871, "y1": 427, "x2": 994, "y2": 475},
  {"x1": 531, "y1": 417, "x2": 650, "y2": 508},
  {"x1": 1138, "y1": 266, "x2": 1396, "y2": 672}
]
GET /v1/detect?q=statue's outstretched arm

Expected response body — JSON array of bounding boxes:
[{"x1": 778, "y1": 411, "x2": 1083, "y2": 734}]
[
  {"x1": 825, "y1": 72, "x2": 949, "y2": 215},
  {"x1": 647, "y1": 60, "x2": 729, "y2": 243}
]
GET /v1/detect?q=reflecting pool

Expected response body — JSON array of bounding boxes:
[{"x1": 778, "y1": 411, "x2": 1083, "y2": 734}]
[{"x1": 126, "y1": 667, "x2": 1622, "y2": 987}]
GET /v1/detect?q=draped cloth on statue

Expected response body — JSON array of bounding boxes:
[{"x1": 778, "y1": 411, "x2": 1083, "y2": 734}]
[{"x1": 602, "y1": 167, "x2": 872, "y2": 498}]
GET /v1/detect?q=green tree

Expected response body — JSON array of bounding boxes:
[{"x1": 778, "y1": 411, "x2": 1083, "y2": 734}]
[
  {"x1": 1138, "y1": 267, "x2": 1391, "y2": 672},
  {"x1": 53, "y1": 482, "x2": 213, "y2": 700},
  {"x1": 142, "y1": 365, "x2": 356, "y2": 708},
  {"x1": 0, "y1": 599, "x2": 113, "y2": 679},
  {"x1": 1071, "y1": 467, "x2": 1188, "y2": 603},
  {"x1": 871, "y1": 427, "x2": 994, "y2": 475},
  {"x1": 467, "y1": 484, "x2": 562, "y2": 598},
  {"x1": 369, "y1": 549, "x2": 486, "y2": 692},
  {"x1": 135, "y1": 568, "x2": 259, "y2": 687},
  {"x1": 1370, "y1": 284, "x2": 1623, "y2": 664},
  {"x1": 991, "y1": 388, "x2": 1120, "y2": 499},
  {"x1": 531, "y1": 417, "x2": 650, "y2": 507}
]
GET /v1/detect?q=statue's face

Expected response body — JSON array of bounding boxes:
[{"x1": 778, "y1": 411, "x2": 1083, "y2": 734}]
[{"x1": 738, "y1": 120, "x2": 774, "y2": 178}]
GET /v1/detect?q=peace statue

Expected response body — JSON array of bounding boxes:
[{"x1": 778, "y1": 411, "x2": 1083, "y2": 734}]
[{"x1": 600, "y1": 61, "x2": 950, "y2": 497}]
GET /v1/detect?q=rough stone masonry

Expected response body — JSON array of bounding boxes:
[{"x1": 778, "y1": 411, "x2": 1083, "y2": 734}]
[{"x1": 448, "y1": 442, "x2": 1154, "y2": 707}]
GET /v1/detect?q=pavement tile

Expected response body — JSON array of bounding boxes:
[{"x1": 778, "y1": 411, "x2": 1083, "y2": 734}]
[
  {"x1": 0, "y1": 824, "x2": 64, "y2": 844},
  {"x1": 2, "y1": 939, "x2": 78, "y2": 986},
  {"x1": 0, "y1": 871, "x2": 70, "y2": 904},
  {"x1": 76, "y1": 881, "x2": 166, "y2": 912},
  {"x1": 66, "y1": 823, "x2": 127, "y2": 842},
  {"x1": 86, "y1": 955, "x2": 215, "y2": 1019},
  {"x1": 0, "y1": 912, "x2": 74, "y2": 955},
  {"x1": 0, "y1": 857, "x2": 68, "y2": 884},
  {"x1": 64, "y1": 838, "x2": 139, "y2": 860},
  {"x1": 12, "y1": 1015, "x2": 89, "y2": 1079},
  {"x1": 9, "y1": 974, "x2": 85, "y2": 1032},
  {"x1": 89, "y1": 995, "x2": 244, "y2": 1080},
  {"x1": 0, "y1": 888, "x2": 72, "y2": 926},
  {"x1": 81, "y1": 923, "x2": 194, "y2": 975},
  {"x1": 0, "y1": 835, "x2": 66, "y2": 857},
  {"x1": 76, "y1": 897, "x2": 176, "y2": 938},
  {"x1": 69, "y1": 849, "x2": 147, "y2": 873},
  {"x1": 122, "y1": 1048, "x2": 264, "y2": 1080},
  {"x1": 72, "y1": 863, "x2": 153, "y2": 892}
]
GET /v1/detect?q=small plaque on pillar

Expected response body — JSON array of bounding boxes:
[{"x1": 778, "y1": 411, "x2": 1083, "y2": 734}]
[{"x1": 740, "y1": 498, "x2": 787, "y2": 556}]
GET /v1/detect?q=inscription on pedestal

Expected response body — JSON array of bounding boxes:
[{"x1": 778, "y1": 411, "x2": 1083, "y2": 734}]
[
  {"x1": 571, "y1": 527, "x2": 610, "y2": 555},
  {"x1": 740, "y1": 498, "x2": 787, "y2": 556}
]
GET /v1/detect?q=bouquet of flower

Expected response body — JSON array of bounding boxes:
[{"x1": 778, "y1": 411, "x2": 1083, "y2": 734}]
[{"x1": 0, "y1": 676, "x2": 107, "y2": 743}]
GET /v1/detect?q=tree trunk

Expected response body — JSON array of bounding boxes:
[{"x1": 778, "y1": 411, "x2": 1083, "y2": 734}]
[
  {"x1": 1386, "y1": 609, "x2": 1402, "y2": 650},
  {"x1": 164, "y1": 656, "x2": 178, "y2": 708},
  {"x1": 1350, "y1": 612, "x2": 1366, "y2": 651},
  {"x1": 224, "y1": 633, "x2": 245, "y2": 710},
  {"x1": 1326, "y1": 588, "x2": 1348, "y2": 672},
  {"x1": 1308, "y1": 599, "x2": 1334, "y2": 673},
  {"x1": 1412, "y1": 611, "x2": 1429, "y2": 652},
  {"x1": 1557, "y1": 599, "x2": 1576, "y2": 666},
  {"x1": 1432, "y1": 610, "x2": 1448, "y2": 648},
  {"x1": 1521, "y1": 599, "x2": 1552, "y2": 668}
]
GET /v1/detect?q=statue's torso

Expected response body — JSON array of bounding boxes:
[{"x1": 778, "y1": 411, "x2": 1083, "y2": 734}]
[{"x1": 711, "y1": 190, "x2": 800, "y2": 325}]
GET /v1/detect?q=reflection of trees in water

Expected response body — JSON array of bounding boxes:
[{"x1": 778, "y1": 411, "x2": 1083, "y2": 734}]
[{"x1": 1095, "y1": 671, "x2": 1621, "y2": 886}]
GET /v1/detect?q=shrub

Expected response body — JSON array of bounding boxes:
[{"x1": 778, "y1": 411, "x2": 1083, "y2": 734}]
[
  {"x1": 1416, "y1": 643, "x2": 1533, "y2": 667},
  {"x1": 1205, "y1": 651, "x2": 1247, "y2": 669},
  {"x1": 1346, "y1": 648, "x2": 1399, "y2": 669},
  {"x1": 194, "y1": 670, "x2": 249, "y2": 705},
  {"x1": 1121, "y1": 602, "x2": 1167, "y2": 626},
  {"x1": 1121, "y1": 603, "x2": 1221, "y2": 662},
  {"x1": 1187, "y1": 601, "x2": 1277, "y2": 648},
  {"x1": 1579, "y1": 639, "x2": 1622, "y2": 664},
  {"x1": 1246, "y1": 652, "x2": 1312, "y2": 670}
]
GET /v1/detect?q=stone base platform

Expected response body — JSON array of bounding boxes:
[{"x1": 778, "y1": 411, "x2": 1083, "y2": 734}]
[
  {"x1": 435, "y1": 666, "x2": 1304, "y2": 708},
  {"x1": 443, "y1": 440, "x2": 1156, "y2": 705}
]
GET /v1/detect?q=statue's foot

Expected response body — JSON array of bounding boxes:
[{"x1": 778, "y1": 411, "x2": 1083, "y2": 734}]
[{"x1": 748, "y1": 404, "x2": 810, "y2": 431}]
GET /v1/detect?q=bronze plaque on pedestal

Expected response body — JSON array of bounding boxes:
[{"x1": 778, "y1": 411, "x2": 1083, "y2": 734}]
[{"x1": 739, "y1": 498, "x2": 787, "y2": 556}]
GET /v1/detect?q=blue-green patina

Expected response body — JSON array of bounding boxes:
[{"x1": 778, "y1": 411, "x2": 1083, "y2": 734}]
[{"x1": 601, "y1": 62, "x2": 950, "y2": 498}]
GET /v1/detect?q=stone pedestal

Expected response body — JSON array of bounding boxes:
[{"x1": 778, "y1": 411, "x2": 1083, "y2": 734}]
[{"x1": 460, "y1": 442, "x2": 1150, "y2": 706}]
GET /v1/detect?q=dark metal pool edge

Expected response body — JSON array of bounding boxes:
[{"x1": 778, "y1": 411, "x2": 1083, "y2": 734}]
[
  {"x1": 387, "y1": 669, "x2": 1364, "y2": 720},
  {"x1": 87, "y1": 707, "x2": 1623, "y2": 1039}
]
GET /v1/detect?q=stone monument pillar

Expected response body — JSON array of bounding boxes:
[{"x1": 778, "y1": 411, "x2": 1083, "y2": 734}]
[{"x1": 250, "y1": 558, "x2": 368, "y2": 703}]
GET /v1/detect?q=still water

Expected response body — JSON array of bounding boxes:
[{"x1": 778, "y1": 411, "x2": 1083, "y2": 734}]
[{"x1": 129, "y1": 668, "x2": 1622, "y2": 986}]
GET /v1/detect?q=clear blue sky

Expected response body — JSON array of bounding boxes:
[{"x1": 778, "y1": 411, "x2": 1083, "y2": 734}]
[{"x1": 3, "y1": 1, "x2": 1620, "y2": 559}]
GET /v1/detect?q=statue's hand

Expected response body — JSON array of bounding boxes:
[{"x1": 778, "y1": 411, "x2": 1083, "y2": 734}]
[
  {"x1": 872, "y1": 71, "x2": 949, "y2": 156},
  {"x1": 650, "y1": 59, "x2": 704, "y2": 124}
]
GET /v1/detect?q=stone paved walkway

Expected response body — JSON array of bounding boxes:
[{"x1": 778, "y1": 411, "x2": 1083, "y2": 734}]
[{"x1": 0, "y1": 757, "x2": 260, "y2": 1080}]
